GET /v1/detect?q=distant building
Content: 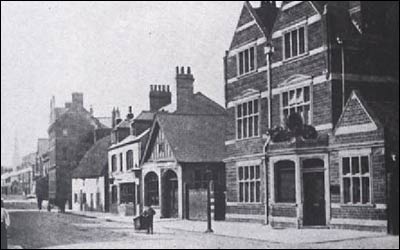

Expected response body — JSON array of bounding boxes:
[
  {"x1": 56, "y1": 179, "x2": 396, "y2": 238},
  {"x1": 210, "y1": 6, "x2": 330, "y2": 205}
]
[
  {"x1": 47, "y1": 93, "x2": 111, "y2": 210},
  {"x1": 72, "y1": 136, "x2": 111, "y2": 212}
]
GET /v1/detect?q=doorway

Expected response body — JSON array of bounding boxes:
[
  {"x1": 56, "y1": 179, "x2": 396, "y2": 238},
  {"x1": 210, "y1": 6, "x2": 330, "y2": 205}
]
[
  {"x1": 163, "y1": 170, "x2": 179, "y2": 218},
  {"x1": 303, "y1": 171, "x2": 326, "y2": 226}
]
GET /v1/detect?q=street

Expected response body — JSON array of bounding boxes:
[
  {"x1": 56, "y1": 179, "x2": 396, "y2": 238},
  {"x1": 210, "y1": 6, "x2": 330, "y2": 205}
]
[{"x1": 6, "y1": 210, "x2": 399, "y2": 249}]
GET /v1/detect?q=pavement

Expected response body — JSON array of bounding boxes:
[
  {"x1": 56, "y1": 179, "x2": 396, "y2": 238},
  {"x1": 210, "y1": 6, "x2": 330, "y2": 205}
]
[{"x1": 67, "y1": 209, "x2": 399, "y2": 246}]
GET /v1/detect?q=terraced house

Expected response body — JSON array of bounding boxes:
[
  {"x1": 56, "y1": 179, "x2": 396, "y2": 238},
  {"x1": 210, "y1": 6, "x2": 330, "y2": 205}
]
[{"x1": 223, "y1": 1, "x2": 398, "y2": 233}]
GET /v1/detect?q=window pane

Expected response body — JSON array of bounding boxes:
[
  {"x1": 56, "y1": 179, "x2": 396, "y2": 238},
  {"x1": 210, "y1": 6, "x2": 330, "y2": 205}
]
[
  {"x1": 284, "y1": 32, "x2": 291, "y2": 59},
  {"x1": 237, "y1": 120, "x2": 242, "y2": 139},
  {"x1": 250, "y1": 47, "x2": 255, "y2": 71},
  {"x1": 254, "y1": 99, "x2": 259, "y2": 113},
  {"x1": 351, "y1": 157, "x2": 360, "y2": 174},
  {"x1": 245, "y1": 183, "x2": 249, "y2": 202},
  {"x1": 344, "y1": 177, "x2": 351, "y2": 203},
  {"x1": 299, "y1": 27, "x2": 305, "y2": 54},
  {"x1": 290, "y1": 107, "x2": 296, "y2": 115},
  {"x1": 239, "y1": 183, "x2": 244, "y2": 202},
  {"x1": 238, "y1": 167, "x2": 243, "y2": 180},
  {"x1": 275, "y1": 162, "x2": 296, "y2": 203},
  {"x1": 244, "y1": 167, "x2": 249, "y2": 180},
  {"x1": 243, "y1": 103, "x2": 248, "y2": 116},
  {"x1": 361, "y1": 156, "x2": 369, "y2": 174},
  {"x1": 237, "y1": 105, "x2": 242, "y2": 118},
  {"x1": 353, "y1": 177, "x2": 360, "y2": 203},
  {"x1": 304, "y1": 86, "x2": 310, "y2": 102},
  {"x1": 256, "y1": 181, "x2": 261, "y2": 202},
  {"x1": 254, "y1": 116, "x2": 259, "y2": 136},
  {"x1": 292, "y1": 30, "x2": 298, "y2": 57},
  {"x1": 249, "y1": 101, "x2": 253, "y2": 115},
  {"x1": 243, "y1": 118, "x2": 248, "y2": 138},
  {"x1": 283, "y1": 92, "x2": 289, "y2": 107},
  {"x1": 244, "y1": 49, "x2": 249, "y2": 73},
  {"x1": 250, "y1": 182, "x2": 255, "y2": 202},
  {"x1": 250, "y1": 166, "x2": 255, "y2": 180},
  {"x1": 296, "y1": 88, "x2": 303, "y2": 103},
  {"x1": 343, "y1": 158, "x2": 350, "y2": 175},
  {"x1": 249, "y1": 117, "x2": 253, "y2": 137},
  {"x1": 289, "y1": 90, "x2": 296, "y2": 105},
  {"x1": 362, "y1": 177, "x2": 370, "y2": 204},
  {"x1": 283, "y1": 109, "x2": 289, "y2": 120},
  {"x1": 304, "y1": 105, "x2": 310, "y2": 125},
  {"x1": 239, "y1": 52, "x2": 244, "y2": 75},
  {"x1": 255, "y1": 166, "x2": 260, "y2": 179}
]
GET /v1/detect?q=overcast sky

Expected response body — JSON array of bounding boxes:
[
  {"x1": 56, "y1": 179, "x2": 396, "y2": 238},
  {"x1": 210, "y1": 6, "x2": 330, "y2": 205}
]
[{"x1": 1, "y1": 1, "x2": 258, "y2": 167}]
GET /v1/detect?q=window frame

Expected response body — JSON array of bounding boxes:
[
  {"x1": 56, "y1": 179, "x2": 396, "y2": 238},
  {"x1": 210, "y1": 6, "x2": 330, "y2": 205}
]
[
  {"x1": 111, "y1": 154, "x2": 117, "y2": 172},
  {"x1": 237, "y1": 165, "x2": 261, "y2": 204},
  {"x1": 340, "y1": 154, "x2": 372, "y2": 205},
  {"x1": 274, "y1": 162, "x2": 296, "y2": 204},
  {"x1": 126, "y1": 150, "x2": 134, "y2": 171},
  {"x1": 236, "y1": 45, "x2": 257, "y2": 77},
  {"x1": 282, "y1": 25, "x2": 308, "y2": 61},
  {"x1": 280, "y1": 85, "x2": 312, "y2": 125},
  {"x1": 235, "y1": 98, "x2": 261, "y2": 140}
]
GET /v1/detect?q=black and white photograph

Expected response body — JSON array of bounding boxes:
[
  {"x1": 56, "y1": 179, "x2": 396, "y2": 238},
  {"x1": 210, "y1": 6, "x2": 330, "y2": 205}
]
[{"x1": 1, "y1": 1, "x2": 399, "y2": 249}]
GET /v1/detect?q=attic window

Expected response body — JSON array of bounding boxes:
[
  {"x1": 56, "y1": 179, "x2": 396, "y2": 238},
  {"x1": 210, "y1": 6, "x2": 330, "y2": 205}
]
[
  {"x1": 238, "y1": 46, "x2": 256, "y2": 76},
  {"x1": 283, "y1": 26, "x2": 306, "y2": 60}
]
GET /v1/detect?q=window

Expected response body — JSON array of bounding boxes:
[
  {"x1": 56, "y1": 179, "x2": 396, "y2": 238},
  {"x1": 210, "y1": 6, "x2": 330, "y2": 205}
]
[
  {"x1": 342, "y1": 156, "x2": 370, "y2": 204},
  {"x1": 74, "y1": 193, "x2": 78, "y2": 203},
  {"x1": 238, "y1": 165, "x2": 261, "y2": 203},
  {"x1": 238, "y1": 46, "x2": 256, "y2": 76},
  {"x1": 282, "y1": 86, "x2": 311, "y2": 124},
  {"x1": 126, "y1": 150, "x2": 134, "y2": 170},
  {"x1": 283, "y1": 26, "x2": 306, "y2": 60},
  {"x1": 111, "y1": 155, "x2": 117, "y2": 172},
  {"x1": 236, "y1": 99, "x2": 259, "y2": 139},
  {"x1": 275, "y1": 161, "x2": 296, "y2": 203},
  {"x1": 111, "y1": 185, "x2": 118, "y2": 204},
  {"x1": 119, "y1": 153, "x2": 123, "y2": 172},
  {"x1": 120, "y1": 183, "x2": 135, "y2": 204},
  {"x1": 145, "y1": 172, "x2": 159, "y2": 206}
]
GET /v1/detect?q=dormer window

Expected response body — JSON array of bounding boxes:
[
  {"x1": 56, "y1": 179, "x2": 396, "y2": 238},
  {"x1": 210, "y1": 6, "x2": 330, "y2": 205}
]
[
  {"x1": 238, "y1": 46, "x2": 256, "y2": 76},
  {"x1": 283, "y1": 26, "x2": 306, "y2": 60}
]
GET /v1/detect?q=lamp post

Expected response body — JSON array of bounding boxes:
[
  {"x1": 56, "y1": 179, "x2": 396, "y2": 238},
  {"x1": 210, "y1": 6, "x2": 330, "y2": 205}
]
[
  {"x1": 205, "y1": 168, "x2": 213, "y2": 233},
  {"x1": 337, "y1": 37, "x2": 345, "y2": 111}
]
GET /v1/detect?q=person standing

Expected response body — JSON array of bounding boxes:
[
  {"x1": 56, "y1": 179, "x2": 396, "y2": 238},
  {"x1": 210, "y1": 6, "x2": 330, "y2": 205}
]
[
  {"x1": 1, "y1": 199, "x2": 11, "y2": 249},
  {"x1": 142, "y1": 205, "x2": 156, "y2": 234}
]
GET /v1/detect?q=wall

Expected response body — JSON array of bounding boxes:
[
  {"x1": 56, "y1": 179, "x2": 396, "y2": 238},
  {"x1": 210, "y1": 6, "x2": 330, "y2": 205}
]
[{"x1": 72, "y1": 177, "x2": 105, "y2": 212}]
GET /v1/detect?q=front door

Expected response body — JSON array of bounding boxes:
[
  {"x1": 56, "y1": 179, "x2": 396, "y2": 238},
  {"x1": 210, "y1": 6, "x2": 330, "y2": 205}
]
[
  {"x1": 163, "y1": 170, "x2": 179, "y2": 218},
  {"x1": 303, "y1": 172, "x2": 325, "y2": 226}
]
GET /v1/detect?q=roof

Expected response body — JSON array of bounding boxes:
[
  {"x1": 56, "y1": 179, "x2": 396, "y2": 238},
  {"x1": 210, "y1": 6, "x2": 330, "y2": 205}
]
[
  {"x1": 114, "y1": 119, "x2": 132, "y2": 130},
  {"x1": 251, "y1": 1, "x2": 279, "y2": 38},
  {"x1": 109, "y1": 129, "x2": 150, "y2": 151},
  {"x1": 96, "y1": 117, "x2": 112, "y2": 128},
  {"x1": 72, "y1": 136, "x2": 111, "y2": 179},
  {"x1": 176, "y1": 92, "x2": 226, "y2": 115},
  {"x1": 135, "y1": 111, "x2": 156, "y2": 121},
  {"x1": 144, "y1": 113, "x2": 227, "y2": 163}
]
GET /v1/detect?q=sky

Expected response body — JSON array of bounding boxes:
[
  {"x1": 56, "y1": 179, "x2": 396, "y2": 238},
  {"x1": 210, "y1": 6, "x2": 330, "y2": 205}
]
[{"x1": 1, "y1": 1, "x2": 259, "y2": 167}]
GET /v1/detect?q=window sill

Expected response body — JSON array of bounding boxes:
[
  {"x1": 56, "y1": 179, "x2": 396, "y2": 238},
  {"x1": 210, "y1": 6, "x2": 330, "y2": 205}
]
[
  {"x1": 272, "y1": 203, "x2": 297, "y2": 207},
  {"x1": 339, "y1": 203, "x2": 375, "y2": 208},
  {"x1": 236, "y1": 202, "x2": 263, "y2": 205},
  {"x1": 235, "y1": 136, "x2": 263, "y2": 142},
  {"x1": 282, "y1": 52, "x2": 309, "y2": 64},
  {"x1": 236, "y1": 69, "x2": 259, "y2": 80}
]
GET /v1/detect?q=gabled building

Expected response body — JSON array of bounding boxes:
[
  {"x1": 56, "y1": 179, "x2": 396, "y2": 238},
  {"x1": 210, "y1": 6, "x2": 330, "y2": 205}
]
[
  {"x1": 47, "y1": 93, "x2": 111, "y2": 211},
  {"x1": 141, "y1": 67, "x2": 227, "y2": 220},
  {"x1": 72, "y1": 136, "x2": 111, "y2": 212},
  {"x1": 223, "y1": 1, "x2": 398, "y2": 232},
  {"x1": 108, "y1": 85, "x2": 171, "y2": 216}
]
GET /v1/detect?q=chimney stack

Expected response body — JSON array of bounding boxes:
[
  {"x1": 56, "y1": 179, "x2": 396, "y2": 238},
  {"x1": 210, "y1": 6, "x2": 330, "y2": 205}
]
[
  {"x1": 72, "y1": 92, "x2": 84, "y2": 108},
  {"x1": 65, "y1": 102, "x2": 72, "y2": 109},
  {"x1": 112, "y1": 107, "x2": 116, "y2": 128},
  {"x1": 127, "y1": 106, "x2": 134, "y2": 120},
  {"x1": 176, "y1": 66, "x2": 194, "y2": 112},
  {"x1": 115, "y1": 108, "x2": 122, "y2": 125},
  {"x1": 149, "y1": 84, "x2": 172, "y2": 111}
]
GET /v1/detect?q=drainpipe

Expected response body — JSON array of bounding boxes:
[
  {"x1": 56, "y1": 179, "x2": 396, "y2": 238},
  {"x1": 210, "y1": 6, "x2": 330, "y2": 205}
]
[
  {"x1": 336, "y1": 37, "x2": 345, "y2": 111},
  {"x1": 264, "y1": 43, "x2": 274, "y2": 225}
]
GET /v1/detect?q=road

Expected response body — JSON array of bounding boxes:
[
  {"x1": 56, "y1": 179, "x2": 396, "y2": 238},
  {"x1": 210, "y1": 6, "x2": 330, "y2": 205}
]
[{"x1": 7, "y1": 210, "x2": 400, "y2": 249}]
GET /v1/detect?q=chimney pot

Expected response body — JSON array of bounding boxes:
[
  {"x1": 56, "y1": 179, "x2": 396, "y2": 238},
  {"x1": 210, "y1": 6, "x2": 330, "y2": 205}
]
[
  {"x1": 187, "y1": 67, "x2": 191, "y2": 74},
  {"x1": 181, "y1": 67, "x2": 185, "y2": 74},
  {"x1": 176, "y1": 66, "x2": 179, "y2": 75}
]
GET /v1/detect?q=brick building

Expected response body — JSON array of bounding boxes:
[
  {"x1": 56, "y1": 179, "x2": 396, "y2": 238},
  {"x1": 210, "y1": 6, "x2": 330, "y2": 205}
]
[
  {"x1": 223, "y1": 1, "x2": 398, "y2": 233},
  {"x1": 47, "y1": 93, "x2": 111, "y2": 210}
]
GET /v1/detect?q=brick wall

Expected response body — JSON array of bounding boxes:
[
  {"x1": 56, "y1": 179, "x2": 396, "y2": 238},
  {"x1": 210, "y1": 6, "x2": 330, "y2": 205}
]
[{"x1": 273, "y1": 2, "x2": 318, "y2": 31}]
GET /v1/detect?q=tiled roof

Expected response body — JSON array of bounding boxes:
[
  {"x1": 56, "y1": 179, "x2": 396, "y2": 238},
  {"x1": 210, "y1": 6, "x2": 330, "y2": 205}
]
[
  {"x1": 72, "y1": 136, "x2": 111, "y2": 179},
  {"x1": 135, "y1": 111, "x2": 156, "y2": 121},
  {"x1": 147, "y1": 113, "x2": 227, "y2": 163}
]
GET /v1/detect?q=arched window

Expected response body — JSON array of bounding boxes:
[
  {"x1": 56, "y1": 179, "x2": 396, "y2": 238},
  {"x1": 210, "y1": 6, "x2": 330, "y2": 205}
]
[
  {"x1": 111, "y1": 155, "x2": 117, "y2": 172},
  {"x1": 145, "y1": 172, "x2": 159, "y2": 206},
  {"x1": 275, "y1": 160, "x2": 296, "y2": 203},
  {"x1": 126, "y1": 150, "x2": 134, "y2": 170}
]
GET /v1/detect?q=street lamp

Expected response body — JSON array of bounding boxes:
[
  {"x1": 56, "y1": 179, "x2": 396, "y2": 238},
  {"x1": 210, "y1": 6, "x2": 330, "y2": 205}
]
[{"x1": 205, "y1": 168, "x2": 213, "y2": 233}]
